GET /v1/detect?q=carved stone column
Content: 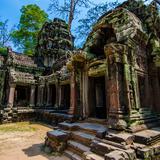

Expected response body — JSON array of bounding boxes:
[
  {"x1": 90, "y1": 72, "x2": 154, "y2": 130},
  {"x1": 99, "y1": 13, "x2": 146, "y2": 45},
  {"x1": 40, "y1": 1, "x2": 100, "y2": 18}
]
[
  {"x1": 58, "y1": 85, "x2": 62, "y2": 107},
  {"x1": 36, "y1": 86, "x2": 41, "y2": 107},
  {"x1": 8, "y1": 84, "x2": 16, "y2": 108},
  {"x1": 105, "y1": 43, "x2": 127, "y2": 130},
  {"x1": 30, "y1": 85, "x2": 36, "y2": 107},
  {"x1": 40, "y1": 85, "x2": 44, "y2": 107},
  {"x1": 68, "y1": 68, "x2": 77, "y2": 115},
  {"x1": 55, "y1": 83, "x2": 59, "y2": 108},
  {"x1": 46, "y1": 84, "x2": 50, "y2": 106},
  {"x1": 82, "y1": 65, "x2": 89, "y2": 118}
]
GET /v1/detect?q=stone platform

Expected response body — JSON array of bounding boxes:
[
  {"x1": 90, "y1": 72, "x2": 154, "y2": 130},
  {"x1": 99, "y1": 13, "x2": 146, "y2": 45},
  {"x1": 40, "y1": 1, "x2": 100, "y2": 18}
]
[
  {"x1": 35, "y1": 109, "x2": 76, "y2": 125},
  {"x1": 45, "y1": 121, "x2": 160, "y2": 160}
]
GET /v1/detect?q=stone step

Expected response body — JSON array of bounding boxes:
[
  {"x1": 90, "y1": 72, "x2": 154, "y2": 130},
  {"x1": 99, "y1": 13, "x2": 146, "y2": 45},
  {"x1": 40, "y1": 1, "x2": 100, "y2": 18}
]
[
  {"x1": 105, "y1": 150, "x2": 130, "y2": 160},
  {"x1": 59, "y1": 122, "x2": 78, "y2": 131},
  {"x1": 72, "y1": 131, "x2": 95, "y2": 147},
  {"x1": 78, "y1": 123, "x2": 107, "y2": 138},
  {"x1": 59, "y1": 122, "x2": 107, "y2": 138},
  {"x1": 84, "y1": 151, "x2": 104, "y2": 160},
  {"x1": 128, "y1": 121, "x2": 160, "y2": 133},
  {"x1": 90, "y1": 140, "x2": 117, "y2": 156},
  {"x1": 105, "y1": 132, "x2": 134, "y2": 145},
  {"x1": 64, "y1": 150, "x2": 83, "y2": 160},
  {"x1": 47, "y1": 129, "x2": 70, "y2": 142},
  {"x1": 68, "y1": 140, "x2": 90, "y2": 156},
  {"x1": 130, "y1": 114, "x2": 157, "y2": 120},
  {"x1": 134, "y1": 128, "x2": 160, "y2": 145}
]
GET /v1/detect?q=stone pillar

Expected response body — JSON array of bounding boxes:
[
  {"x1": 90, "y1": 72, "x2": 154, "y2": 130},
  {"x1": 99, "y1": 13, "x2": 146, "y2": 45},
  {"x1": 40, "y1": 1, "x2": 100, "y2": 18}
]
[
  {"x1": 30, "y1": 85, "x2": 36, "y2": 107},
  {"x1": 55, "y1": 83, "x2": 59, "y2": 108},
  {"x1": 46, "y1": 84, "x2": 50, "y2": 106},
  {"x1": 105, "y1": 43, "x2": 127, "y2": 130},
  {"x1": 37, "y1": 85, "x2": 44, "y2": 107},
  {"x1": 69, "y1": 68, "x2": 76, "y2": 115},
  {"x1": 8, "y1": 84, "x2": 16, "y2": 108},
  {"x1": 40, "y1": 85, "x2": 44, "y2": 107},
  {"x1": 58, "y1": 85, "x2": 62, "y2": 107},
  {"x1": 82, "y1": 66, "x2": 89, "y2": 118},
  {"x1": 36, "y1": 86, "x2": 41, "y2": 107}
]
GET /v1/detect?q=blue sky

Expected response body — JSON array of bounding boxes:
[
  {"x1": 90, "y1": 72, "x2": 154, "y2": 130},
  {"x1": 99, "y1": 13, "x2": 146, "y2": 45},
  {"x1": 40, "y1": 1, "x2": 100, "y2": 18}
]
[
  {"x1": 0, "y1": 0, "x2": 127, "y2": 29},
  {"x1": 0, "y1": 0, "x2": 126, "y2": 49}
]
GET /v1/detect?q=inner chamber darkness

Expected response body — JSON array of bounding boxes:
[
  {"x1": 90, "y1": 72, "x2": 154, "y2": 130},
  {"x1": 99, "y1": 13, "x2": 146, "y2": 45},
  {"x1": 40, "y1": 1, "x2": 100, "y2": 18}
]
[
  {"x1": 89, "y1": 76, "x2": 106, "y2": 119},
  {"x1": 50, "y1": 84, "x2": 56, "y2": 106},
  {"x1": 60, "y1": 84, "x2": 70, "y2": 110},
  {"x1": 15, "y1": 86, "x2": 30, "y2": 106}
]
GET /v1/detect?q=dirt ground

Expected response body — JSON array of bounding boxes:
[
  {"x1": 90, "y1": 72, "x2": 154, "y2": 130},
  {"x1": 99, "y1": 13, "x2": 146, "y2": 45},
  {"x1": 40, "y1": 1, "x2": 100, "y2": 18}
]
[{"x1": 0, "y1": 122, "x2": 69, "y2": 160}]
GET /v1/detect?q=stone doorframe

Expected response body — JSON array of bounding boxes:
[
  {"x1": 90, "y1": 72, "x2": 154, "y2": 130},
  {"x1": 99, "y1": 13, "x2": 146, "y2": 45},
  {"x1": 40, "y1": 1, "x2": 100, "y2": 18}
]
[{"x1": 8, "y1": 83, "x2": 36, "y2": 108}]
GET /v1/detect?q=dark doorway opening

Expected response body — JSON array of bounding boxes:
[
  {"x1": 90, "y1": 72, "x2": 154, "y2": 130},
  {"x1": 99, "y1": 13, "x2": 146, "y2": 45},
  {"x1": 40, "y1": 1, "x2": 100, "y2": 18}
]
[
  {"x1": 60, "y1": 84, "x2": 70, "y2": 110},
  {"x1": 15, "y1": 85, "x2": 30, "y2": 107},
  {"x1": 89, "y1": 76, "x2": 106, "y2": 119},
  {"x1": 138, "y1": 75, "x2": 146, "y2": 108}
]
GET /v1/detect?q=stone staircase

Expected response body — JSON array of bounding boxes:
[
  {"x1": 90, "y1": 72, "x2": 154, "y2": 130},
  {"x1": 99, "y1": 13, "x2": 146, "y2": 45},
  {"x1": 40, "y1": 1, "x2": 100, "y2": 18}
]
[
  {"x1": 62, "y1": 122, "x2": 107, "y2": 160},
  {"x1": 128, "y1": 108, "x2": 160, "y2": 132},
  {"x1": 45, "y1": 121, "x2": 160, "y2": 160}
]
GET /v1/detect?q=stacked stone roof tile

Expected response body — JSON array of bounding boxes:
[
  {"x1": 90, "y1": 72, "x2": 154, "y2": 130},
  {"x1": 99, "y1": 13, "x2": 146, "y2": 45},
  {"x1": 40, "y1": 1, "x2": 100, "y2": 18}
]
[{"x1": 10, "y1": 69, "x2": 36, "y2": 84}]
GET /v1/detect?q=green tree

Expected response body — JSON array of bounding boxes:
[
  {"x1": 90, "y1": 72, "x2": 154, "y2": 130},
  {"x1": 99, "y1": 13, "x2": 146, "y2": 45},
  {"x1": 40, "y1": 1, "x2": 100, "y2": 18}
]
[
  {"x1": 48, "y1": 0, "x2": 94, "y2": 33},
  {"x1": 11, "y1": 4, "x2": 48, "y2": 55}
]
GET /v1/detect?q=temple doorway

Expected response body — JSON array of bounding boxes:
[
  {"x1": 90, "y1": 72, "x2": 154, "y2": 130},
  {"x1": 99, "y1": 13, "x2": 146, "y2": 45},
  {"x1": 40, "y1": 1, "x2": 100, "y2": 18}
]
[
  {"x1": 88, "y1": 76, "x2": 106, "y2": 119},
  {"x1": 138, "y1": 75, "x2": 146, "y2": 108},
  {"x1": 15, "y1": 85, "x2": 30, "y2": 107},
  {"x1": 60, "y1": 84, "x2": 70, "y2": 110}
]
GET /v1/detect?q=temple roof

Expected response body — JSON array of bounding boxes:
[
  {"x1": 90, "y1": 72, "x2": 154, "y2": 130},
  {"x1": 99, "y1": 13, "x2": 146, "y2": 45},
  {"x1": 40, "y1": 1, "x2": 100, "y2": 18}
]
[
  {"x1": 36, "y1": 18, "x2": 73, "y2": 59},
  {"x1": 8, "y1": 49, "x2": 37, "y2": 68},
  {"x1": 10, "y1": 69, "x2": 36, "y2": 84},
  {"x1": 84, "y1": 8, "x2": 144, "y2": 51}
]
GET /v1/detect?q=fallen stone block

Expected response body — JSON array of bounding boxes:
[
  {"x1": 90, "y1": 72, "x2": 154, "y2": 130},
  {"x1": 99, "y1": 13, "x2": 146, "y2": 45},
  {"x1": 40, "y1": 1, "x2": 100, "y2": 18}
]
[
  {"x1": 105, "y1": 133, "x2": 134, "y2": 145},
  {"x1": 47, "y1": 130, "x2": 70, "y2": 142},
  {"x1": 105, "y1": 150, "x2": 129, "y2": 160},
  {"x1": 136, "y1": 147, "x2": 154, "y2": 159}
]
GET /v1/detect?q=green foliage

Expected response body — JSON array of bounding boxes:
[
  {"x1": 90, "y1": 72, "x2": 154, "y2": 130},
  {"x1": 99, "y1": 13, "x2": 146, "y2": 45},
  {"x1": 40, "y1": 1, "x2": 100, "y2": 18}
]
[
  {"x1": 0, "y1": 47, "x2": 7, "y2": 56},
  {"x1": 11, "y1": 4, "x2": 48, "y2": 55}
]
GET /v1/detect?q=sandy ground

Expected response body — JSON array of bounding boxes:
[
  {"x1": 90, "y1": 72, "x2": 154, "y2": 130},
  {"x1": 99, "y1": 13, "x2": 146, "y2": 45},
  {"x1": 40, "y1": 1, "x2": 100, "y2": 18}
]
[{"x1": 0, "y1": 122, "x2": 69, "y2": 160}]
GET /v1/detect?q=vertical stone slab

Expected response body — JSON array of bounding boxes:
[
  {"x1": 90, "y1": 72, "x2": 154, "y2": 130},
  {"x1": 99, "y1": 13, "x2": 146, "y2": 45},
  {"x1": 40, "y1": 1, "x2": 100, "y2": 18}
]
[
  {"x1": 82, "y1": 65, "x2": 89, "y2": 118},
  {"x1": 46, "y1": 84, "x2": 51, "y2": 107},
  {"x1": 40, "y1": 85, "x2": 45, "y2": 107},
  {"x1": 8, "y1": 84, "x2": 16, "y2": 108},
  {"x1": 55, "y1": 83, "x2": 59, "y2": 108},
  {"x1": 30, "y1": 85, "x2": 36, "y2": 107},
  {"x1": 105, "y1": 43, "x2": 127, "y2": 130},
  {"x1": 36, "y1": 86, "x2": 41, "y2": 107},
  {"x1": 69, "y1": 68, "x2": 76, "y2": 115}
]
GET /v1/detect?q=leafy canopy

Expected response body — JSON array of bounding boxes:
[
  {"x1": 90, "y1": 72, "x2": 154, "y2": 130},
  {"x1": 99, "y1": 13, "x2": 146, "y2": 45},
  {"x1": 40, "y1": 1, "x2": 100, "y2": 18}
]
[{"x1": 11, "y1": 4, "x2": 48, "y2": 55}]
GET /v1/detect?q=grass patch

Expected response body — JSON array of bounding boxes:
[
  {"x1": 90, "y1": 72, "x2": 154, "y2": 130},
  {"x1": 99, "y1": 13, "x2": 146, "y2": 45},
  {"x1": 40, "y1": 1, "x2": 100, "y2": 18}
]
[{"x1": 0, "y1": 122, "x2": 37, "y2": 132}]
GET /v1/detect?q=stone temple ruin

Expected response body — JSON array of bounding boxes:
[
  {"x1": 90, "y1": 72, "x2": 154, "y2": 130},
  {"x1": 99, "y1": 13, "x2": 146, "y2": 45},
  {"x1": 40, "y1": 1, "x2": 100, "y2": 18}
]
[{"x1": 0, "y1": 0, "x2": 160, "y2": 159}]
